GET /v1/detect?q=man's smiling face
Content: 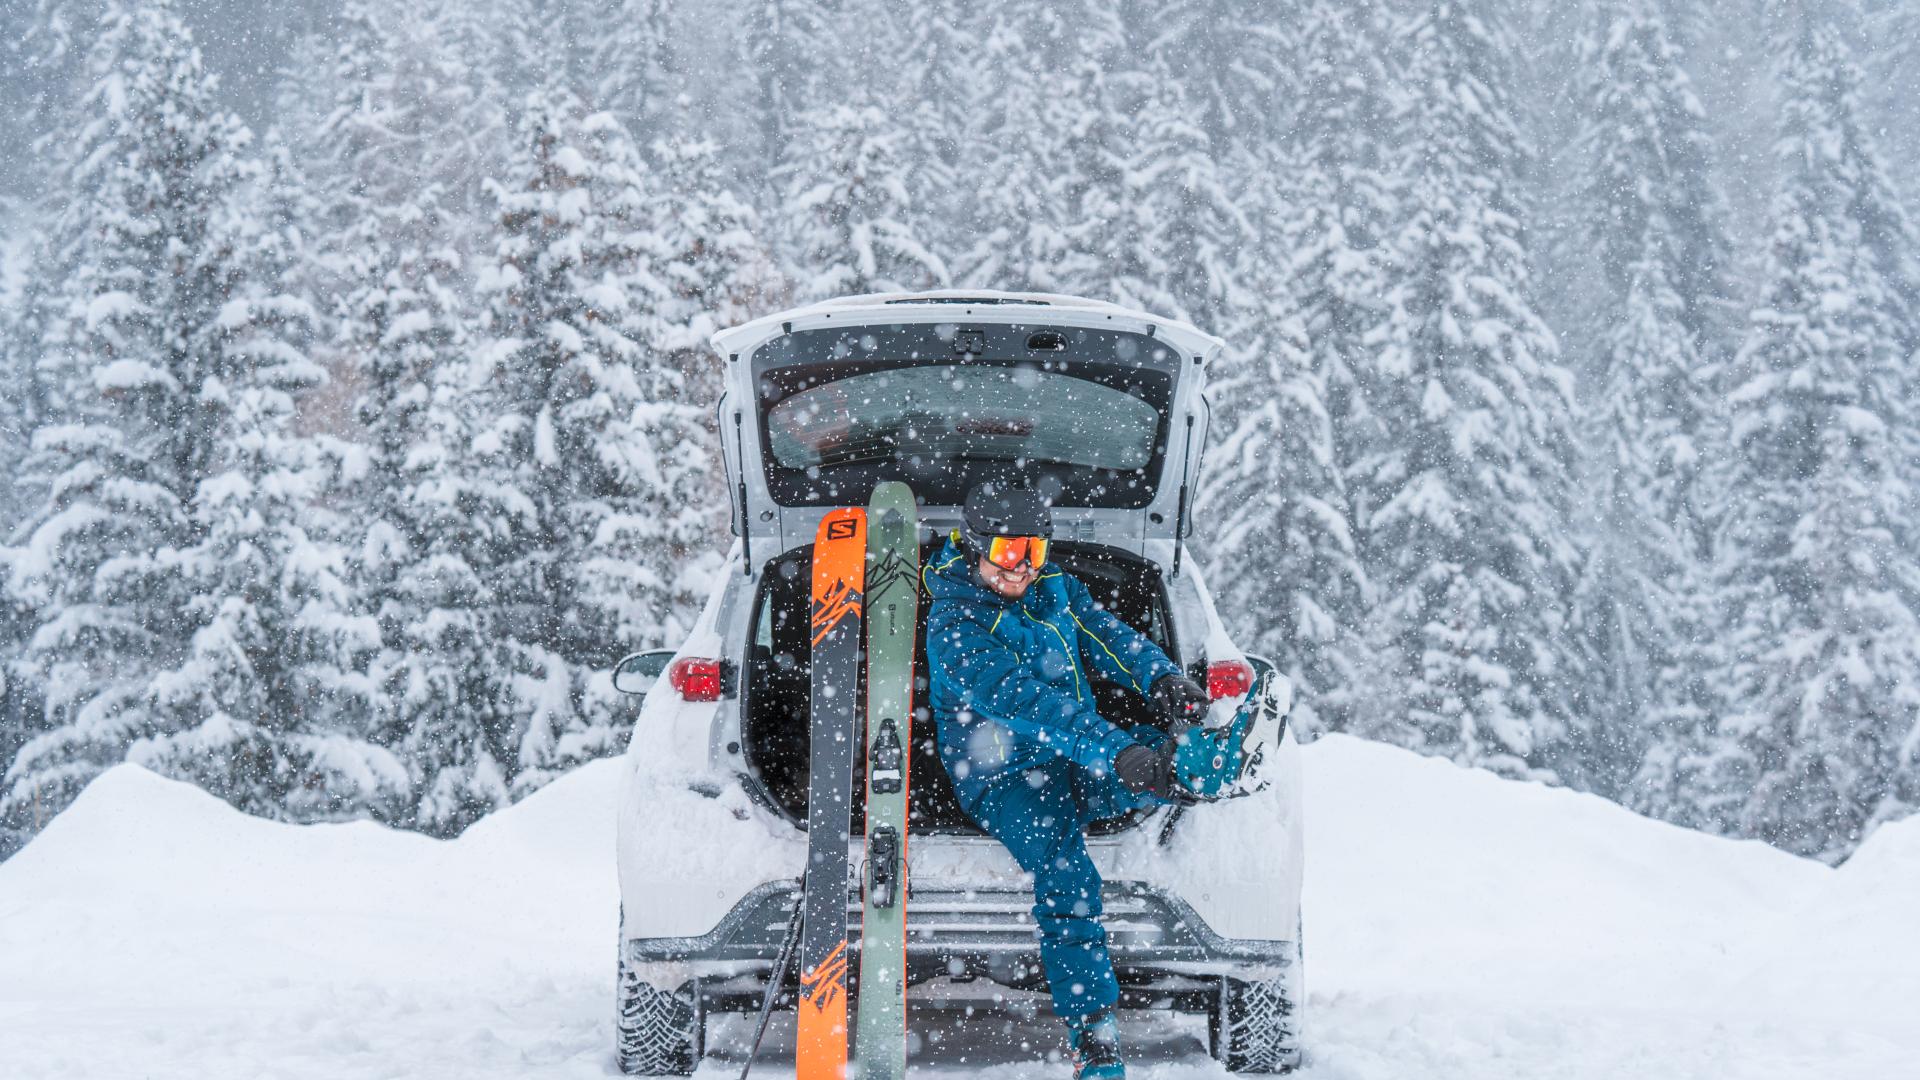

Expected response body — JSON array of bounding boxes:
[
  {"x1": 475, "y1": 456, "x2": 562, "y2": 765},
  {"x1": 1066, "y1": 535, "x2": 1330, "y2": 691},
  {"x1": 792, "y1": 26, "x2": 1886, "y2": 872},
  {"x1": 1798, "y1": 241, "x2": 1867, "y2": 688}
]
[{"x1": 978, "y1": 555, "x2": 1038, "y2": 600}]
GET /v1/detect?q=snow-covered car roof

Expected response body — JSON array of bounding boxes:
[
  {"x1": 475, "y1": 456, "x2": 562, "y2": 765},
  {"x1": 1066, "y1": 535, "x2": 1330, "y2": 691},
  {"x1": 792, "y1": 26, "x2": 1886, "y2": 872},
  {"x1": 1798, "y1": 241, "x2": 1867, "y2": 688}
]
[{"x1": 710, "y1": 289, "x2": 1227, "y2": 364}]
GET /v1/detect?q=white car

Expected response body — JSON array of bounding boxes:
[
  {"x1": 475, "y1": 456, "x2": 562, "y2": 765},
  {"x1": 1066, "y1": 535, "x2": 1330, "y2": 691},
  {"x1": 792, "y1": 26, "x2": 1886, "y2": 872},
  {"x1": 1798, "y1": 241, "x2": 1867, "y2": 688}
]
[{"x1": 610, "y1": 291, "x2": 1306, "y2": 1074}]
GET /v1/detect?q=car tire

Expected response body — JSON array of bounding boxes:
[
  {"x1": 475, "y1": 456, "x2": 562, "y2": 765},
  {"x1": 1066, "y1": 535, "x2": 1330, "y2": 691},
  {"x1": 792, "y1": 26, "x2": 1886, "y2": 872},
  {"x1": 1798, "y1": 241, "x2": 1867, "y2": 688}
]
[
  {"x1": 615, "y1": 930, "x2": 703, "y2": 1075},
  {"x1": 1209, "y1": 933, "x2": 1303, "y2": 1073}
]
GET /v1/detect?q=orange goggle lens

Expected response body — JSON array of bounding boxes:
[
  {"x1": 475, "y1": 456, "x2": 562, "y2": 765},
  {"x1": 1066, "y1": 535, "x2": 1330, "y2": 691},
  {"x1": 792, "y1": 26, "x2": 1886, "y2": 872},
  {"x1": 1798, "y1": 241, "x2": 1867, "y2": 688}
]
[{"x1": 986, "y1": 535, "x2": 1049, "y2": 570}]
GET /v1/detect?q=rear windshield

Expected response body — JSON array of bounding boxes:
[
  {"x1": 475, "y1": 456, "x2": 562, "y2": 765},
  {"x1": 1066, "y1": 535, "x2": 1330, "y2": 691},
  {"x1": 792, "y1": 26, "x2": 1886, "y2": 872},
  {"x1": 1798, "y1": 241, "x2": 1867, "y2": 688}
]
[
  {"x1": 765, "y1": 365, "x2": 1160, "y2": 472},
  {"x1": 751, "y1": 324, "x2": 1179, "y2": 508}
]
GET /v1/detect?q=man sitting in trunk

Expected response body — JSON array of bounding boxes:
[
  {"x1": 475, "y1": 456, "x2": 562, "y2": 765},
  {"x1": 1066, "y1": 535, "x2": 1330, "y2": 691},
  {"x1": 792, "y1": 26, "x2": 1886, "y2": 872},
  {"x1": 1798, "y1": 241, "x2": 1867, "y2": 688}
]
[{"x1": 923, "y1": 482, "x2": 1230, "y2": 1080}]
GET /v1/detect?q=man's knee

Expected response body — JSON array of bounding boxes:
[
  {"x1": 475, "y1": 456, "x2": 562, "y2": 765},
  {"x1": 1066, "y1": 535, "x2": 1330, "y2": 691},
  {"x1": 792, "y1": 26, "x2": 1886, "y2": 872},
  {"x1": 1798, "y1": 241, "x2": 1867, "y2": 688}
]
[{"x1": 1032, "y1": 846, "x2": 1105, "y2": 925}]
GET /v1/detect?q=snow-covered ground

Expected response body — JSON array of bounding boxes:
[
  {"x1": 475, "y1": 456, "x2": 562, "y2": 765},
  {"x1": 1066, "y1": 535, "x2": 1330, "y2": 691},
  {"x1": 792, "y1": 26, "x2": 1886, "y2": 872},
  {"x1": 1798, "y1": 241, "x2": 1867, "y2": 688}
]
[{"x1": 0, "y1": 736, "x2": 1913, "y2": 1080}]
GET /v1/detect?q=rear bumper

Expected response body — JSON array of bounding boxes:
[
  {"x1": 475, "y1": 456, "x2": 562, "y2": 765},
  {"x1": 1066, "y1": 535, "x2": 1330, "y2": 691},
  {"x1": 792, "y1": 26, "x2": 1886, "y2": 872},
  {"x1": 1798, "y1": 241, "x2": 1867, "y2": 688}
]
[{"x1": 625, "y1": 879, "x2": 1295, "y2": 1013}]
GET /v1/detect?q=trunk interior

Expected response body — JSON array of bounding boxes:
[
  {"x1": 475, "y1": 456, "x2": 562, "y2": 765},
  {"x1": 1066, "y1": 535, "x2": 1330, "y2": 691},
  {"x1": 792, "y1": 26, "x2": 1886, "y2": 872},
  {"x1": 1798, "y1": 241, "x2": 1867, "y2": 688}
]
[{"x1": 742, "y1": 540, "x2": 1176, "y2": 836}]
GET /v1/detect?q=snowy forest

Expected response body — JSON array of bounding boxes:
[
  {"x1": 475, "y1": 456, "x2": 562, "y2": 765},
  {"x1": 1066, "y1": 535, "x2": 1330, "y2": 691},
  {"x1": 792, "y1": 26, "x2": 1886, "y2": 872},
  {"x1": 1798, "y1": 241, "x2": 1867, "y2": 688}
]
[{"x1": 2, "y1": 0, "x2": 1918, "y2": 868}]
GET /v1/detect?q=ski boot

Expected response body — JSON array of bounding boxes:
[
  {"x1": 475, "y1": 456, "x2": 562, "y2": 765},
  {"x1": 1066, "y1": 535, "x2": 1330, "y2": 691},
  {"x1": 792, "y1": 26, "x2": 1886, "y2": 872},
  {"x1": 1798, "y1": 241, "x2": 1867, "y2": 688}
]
[
  {"x1": 1064, "y1": 1010, "x2": 1126, "y2": 1079},
  {"x1": 1170, "y1": 665, "x2": 1289, "y2": 800}
]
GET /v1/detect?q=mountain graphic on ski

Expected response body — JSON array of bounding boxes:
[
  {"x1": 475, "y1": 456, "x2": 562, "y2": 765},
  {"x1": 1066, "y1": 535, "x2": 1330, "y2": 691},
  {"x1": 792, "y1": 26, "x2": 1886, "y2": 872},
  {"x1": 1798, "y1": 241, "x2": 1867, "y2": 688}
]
[
  {"x1": 799, "y1": 507, "x2": 865, "y2": 1080},
  {"x1": 855, "y1": 482, "x2": 919, "y2": 1080}
]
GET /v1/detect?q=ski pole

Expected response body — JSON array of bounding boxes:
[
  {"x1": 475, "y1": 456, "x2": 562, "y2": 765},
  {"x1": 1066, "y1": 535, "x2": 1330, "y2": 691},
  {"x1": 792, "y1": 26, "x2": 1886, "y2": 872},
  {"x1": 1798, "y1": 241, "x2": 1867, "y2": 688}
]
[{"x1": 739, "y1": 880, "x2": 806, "y2": 1080}]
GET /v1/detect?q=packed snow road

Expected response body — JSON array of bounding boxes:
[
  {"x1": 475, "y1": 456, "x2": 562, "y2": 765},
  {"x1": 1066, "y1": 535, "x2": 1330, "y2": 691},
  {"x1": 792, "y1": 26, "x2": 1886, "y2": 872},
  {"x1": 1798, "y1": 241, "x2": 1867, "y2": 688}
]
[{"x1": 1, "y1": 736, "x2": 1913, "y2": 1080}]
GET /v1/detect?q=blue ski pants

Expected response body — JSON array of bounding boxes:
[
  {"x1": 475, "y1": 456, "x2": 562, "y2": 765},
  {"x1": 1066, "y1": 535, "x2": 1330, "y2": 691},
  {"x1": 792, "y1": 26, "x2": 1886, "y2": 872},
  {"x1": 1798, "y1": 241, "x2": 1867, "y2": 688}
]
[{"x1": 959, "y1": 726, "x2": 1171, "y2": 1020}]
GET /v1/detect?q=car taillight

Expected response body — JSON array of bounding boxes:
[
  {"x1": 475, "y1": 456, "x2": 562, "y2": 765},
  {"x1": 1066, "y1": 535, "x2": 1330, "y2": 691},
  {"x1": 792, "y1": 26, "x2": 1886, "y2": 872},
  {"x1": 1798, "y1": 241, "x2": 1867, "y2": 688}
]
[
  {"x1": 669, "y1": 657, "x2": 724, "y2": 702},
  {"x1": 1207, "y1": 659, "x2": 1255, "y2": 701}
]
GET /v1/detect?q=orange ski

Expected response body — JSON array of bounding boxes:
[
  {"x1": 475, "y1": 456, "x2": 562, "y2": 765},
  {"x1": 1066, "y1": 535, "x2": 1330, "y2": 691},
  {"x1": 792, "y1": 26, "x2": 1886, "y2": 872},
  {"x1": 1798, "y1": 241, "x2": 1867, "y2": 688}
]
[{"x1": 798, "y1": 507, "x2": 865, "y2": 1080}]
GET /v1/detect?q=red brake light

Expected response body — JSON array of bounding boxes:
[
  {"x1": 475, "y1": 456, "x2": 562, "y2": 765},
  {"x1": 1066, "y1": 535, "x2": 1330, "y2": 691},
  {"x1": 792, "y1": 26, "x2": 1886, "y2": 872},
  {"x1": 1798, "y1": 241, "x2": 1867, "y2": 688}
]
[
  {"x1": 1206, "y1": 659, "x2": 1255, "y2": 701},
  {"x1": 669, "y1": 657, "x2": 724, "y2": 702}
]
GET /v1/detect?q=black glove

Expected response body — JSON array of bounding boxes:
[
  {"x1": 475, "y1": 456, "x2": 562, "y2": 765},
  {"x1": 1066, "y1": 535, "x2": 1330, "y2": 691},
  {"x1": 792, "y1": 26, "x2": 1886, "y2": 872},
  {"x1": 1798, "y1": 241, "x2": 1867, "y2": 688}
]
[
  {"x1": 1114, "y1": 743, "x2": 1174, "y2": 799},
  {"x1": 1148, "y1": 674, "x2": 1209, "y2": 728},
  {"x1": 1114, "y1": 741, "x2": 1197, "y2": 804}
]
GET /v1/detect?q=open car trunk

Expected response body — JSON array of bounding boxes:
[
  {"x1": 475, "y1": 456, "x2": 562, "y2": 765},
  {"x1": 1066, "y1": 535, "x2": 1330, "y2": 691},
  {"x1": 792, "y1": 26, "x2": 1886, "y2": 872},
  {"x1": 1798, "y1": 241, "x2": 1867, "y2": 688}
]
[
  {"x1": 741, "y1": 540, "x2": 1177, "y2": 836},
  {"x1": 713, "y1": 298, "x2": 1225, "y2": 564}
]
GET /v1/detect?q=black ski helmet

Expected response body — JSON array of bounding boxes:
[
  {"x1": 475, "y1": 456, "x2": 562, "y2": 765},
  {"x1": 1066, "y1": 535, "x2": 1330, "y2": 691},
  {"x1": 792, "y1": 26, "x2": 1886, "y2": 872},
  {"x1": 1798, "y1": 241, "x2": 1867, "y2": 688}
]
[{"x1": 960, "y1": 482, "x2": 1053, "y2": 559}]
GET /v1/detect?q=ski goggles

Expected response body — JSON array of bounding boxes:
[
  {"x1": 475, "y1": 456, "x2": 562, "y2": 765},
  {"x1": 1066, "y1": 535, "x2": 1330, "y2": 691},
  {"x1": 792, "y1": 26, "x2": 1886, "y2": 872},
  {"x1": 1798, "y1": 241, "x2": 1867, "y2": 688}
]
[{"x1": 983, "y1": 535, "x2": 1049, "y2": 571}]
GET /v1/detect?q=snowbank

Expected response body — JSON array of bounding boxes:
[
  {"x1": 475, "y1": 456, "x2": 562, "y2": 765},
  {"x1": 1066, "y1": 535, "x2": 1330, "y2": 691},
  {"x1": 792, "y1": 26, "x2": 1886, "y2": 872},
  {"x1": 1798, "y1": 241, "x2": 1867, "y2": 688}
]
[
  {"x1": 0, "y1": 739, "x2": 1913, "y2": 1079},
  {"x1": 0, "y1": 760, "x2": 622, "y2": 996},
  {"x1": 1303, "y1": 736, "x2": 1830, "y2": 1007},
  {"x1": 1735, "y1": 812, "x2": 1920, "y2": 1028}
]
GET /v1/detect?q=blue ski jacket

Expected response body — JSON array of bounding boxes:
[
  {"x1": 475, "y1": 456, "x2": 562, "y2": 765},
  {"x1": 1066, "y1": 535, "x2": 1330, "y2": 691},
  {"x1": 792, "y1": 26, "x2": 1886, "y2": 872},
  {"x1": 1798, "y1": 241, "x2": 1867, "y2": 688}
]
[{"x1": 922, "y1": 537, "x2": 1182, "y2": 808}]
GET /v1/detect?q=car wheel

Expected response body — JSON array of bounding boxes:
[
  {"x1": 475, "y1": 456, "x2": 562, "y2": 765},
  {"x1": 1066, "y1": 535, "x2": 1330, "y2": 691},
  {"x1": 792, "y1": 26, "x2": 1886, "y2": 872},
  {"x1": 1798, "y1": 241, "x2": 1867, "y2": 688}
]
[
  {"x1": 1208, "y1": 933, "x2": 1303, "y2": 1073},
  {"x1": 615, "y1": 929, "x2": 703, "y2": 1075}
]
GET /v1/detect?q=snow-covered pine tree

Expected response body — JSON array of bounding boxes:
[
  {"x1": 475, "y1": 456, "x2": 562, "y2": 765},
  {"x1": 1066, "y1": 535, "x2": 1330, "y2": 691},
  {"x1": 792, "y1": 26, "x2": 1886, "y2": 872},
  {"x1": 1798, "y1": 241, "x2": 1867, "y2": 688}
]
[
  {"x1": 5, "y1": 0, "x2": 100, "y2": 201},
  {"x1": 952, "y1": 2, "x2": 1078, "y2": 290},
  {"x1": 383, "y1": 366, "x2": 518, "y2": 833},
  {"x1": 1199, "y1": 0, "x2": 1400, "y2": 740},
  {"x1": 0, "y1": 221, "x2": 25, "y2": 467},
  {"x1": 1847, "y1": 9, "x2": 1920, "y2": 357},
  {"x1": 641, "y1": 131, "x2": 777, "y2": 594},
  {"x1": 133, "y1": 128, "x2": 408, "y2": 823},
  {"x1": 1133, "y1": 0, "x2": 1303, "y2": 155},
  {"x1": 0, "y1": 661, "x2": 33, "y2": 857},
  {"x1": 954, "y1": 0, "x2": 1136, "y2": 295},
  {"x1": 1159, "y1": 0, "x2": 1335, "y2": 315},
  {"x1": 314, "y1": 0, "x2": 477, "y2": 485},
  {"x1": 1560, "y1": 0, "x2": 1739, "y2": 808},
  {"x1": 1574, "y1": 0, "x2": 1736, "y2": 358},
  {"x1": 473, "y1": 82, "x2": 697, "y2": 796},
  {"x1": 1047, "y1": 25, "x2": 1144, "y2": 303},
  {"x1": 0, "y1": 217, "x2": 39, "y2": 533},
  {"x1": 1280, "y1": 0, "x2": 1403, "y2": 507},
  {"x1": 776, "y1": 101, "x2": 948, "y2": 300},
  {"x1": 434, "y1": 0, "x2": 518, "y2": 236},
  {"x1": 567, "y1": 0, "x2": 684, "y2": 141},
  {"x1": 311, "y1": 1, "x2": 506, "y2": 831},
  {"x1": 1, "y1": 0, "x2": 263, "y2": 830},
  {"x1": 1864, "y1": 0, "x2": 1920, "y2": 214},
  {"x1": 743, "y1": 0, "x2": 842, "y2": 169},
  {"x1": 1838, "y1": 6, "x2": 1920, "y2": 608},
  {"x1": 836, "y1": 0, "x2": 978, "y2": 271},
  {"x1": 1350, "y1": 0, "x2": 1583, "y2": 783},
  {"x1": 649, "y1": 132, "x2": 778, "y2": 397},
  {"x1": 1583, "y1": 252, "x2": 1722, "y2": 808},
  {"x1": 1706, "y1": 22, "x2": 1920, "y2": 861},
  {"x1": 644, "y1": 128, "x2": 778, "y2": 563},
  {"x1": 1197, "y1": 287, "x2": 1367, "y2": 742},
  {"x1": 0, "y1": 219, "x2": 43, "y2": 856},
  {"x1": 468, "y1": 0, "x2": 546, "y2": 124},
  {"x1": 1107, "y1": 64, "x2": 1246, "y2": 329}
]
